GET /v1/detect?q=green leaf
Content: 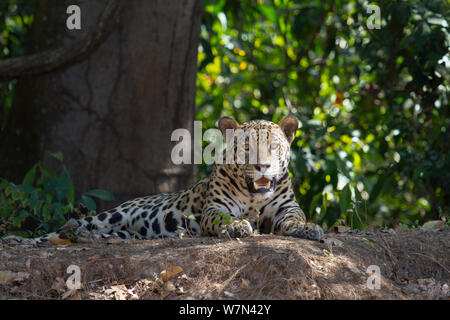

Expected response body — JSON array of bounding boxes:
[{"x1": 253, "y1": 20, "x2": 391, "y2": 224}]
[
  {"x1": 51, "y1": 202, "x2": 65, "y2": 219},
  {"x1": 13, "y1": 210, "x2": 29, "y2": 227},
  {"x1": 39, "y1": 163, "x2": 58, "y2": 179},
  {"x1": 29, "y1": 191, "x2": 40, "y2": 211},
  {"x1": 15, "y1": 184, "x2": 35, "y2": 194},
  {"x1": 259, "y1": 5, "x2": 277, "y2": 23},
  {"x1": 362, "y1": 237, "x2": 374, "y2": 248},
  {"x1": 18, "y1": 209, "x2": 29, "y2": 218},
  {"x1": 22, "y1": 164, "x2": 37, "y2": 186},
  {"x1": 84, "y1": 189, "x2": 115, "y2": 201},
  {"x1": 204, "y1": 0, "x2": 225, "y2": 15},
  {"x1": 42, "y1": 203, "x2": 51, "y2": 222},
  {"x1": 43, "y1": 178, "x2": 58, "y2": 197},
  {"x1": 35, "y1": 174, "x2": 46, "y2": 188},
  {"x1": 55, "y1": 170, "x2": 72, "y2": 202},
  {"x1": 67, "y1": 183, "x2": 75, "y2": 203},
  {"x1": 45, "y1": 151, "x2": 63, "y2": 162},
  {"x1": 340, "y1": 183, "x2": 351, "y2": 216},
  {"x1": 0, "y1": 178, "x2": 8, "y2": 191},
  {"x1": 80, "y1": 195, "x2": 96, "y2": 212}
]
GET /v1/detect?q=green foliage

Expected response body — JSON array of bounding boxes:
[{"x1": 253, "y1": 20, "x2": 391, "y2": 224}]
[
  {"x1": 0, "y1": 0, "x2": 35, "y2": 129},
  {"x1": 197, "y1": 0, "x2": 449, "y2": 229},
  {"x1": 361, "y1": 237, "x2": 374, "y2": 248},
  {"x1": 214, "y1": 211, "x2": 233, "y2": 225},
  {"x1": 0, "y1": 152, "x2": 114, "y2": 237},
  {"x1": 0, "y1": 0, "x2": 448, "y2": 233}
]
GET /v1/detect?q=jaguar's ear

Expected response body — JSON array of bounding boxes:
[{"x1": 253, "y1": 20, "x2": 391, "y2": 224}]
[
  {"x1": 218, "y1": 117, "x2": 240, "y2": 140},
  {"x1": 278, "y1": 115, "x2": 299, "y2": 144}
]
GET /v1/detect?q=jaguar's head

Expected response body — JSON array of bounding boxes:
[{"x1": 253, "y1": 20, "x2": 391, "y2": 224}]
[{"x1": 218, "y1": 115, "x2": 298, "y2": 194}]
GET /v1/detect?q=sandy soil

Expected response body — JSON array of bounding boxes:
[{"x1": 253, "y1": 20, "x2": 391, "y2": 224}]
[{"x1": 0, "y1": 227, "x2": 449, "y2": 300}]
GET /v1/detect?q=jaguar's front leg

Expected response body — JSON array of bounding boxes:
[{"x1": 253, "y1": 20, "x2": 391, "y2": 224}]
[
  {"x1": 200, "y1": 208, "x2": 253, "y2": 238},
  {"x1": 273, "y1": 206, "x2": 324, "y2": 241}
]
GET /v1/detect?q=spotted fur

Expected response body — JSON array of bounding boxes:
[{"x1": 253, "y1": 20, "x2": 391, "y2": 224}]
[{"x1": 5, "y1": 116, "x2": 324, "y2": 244}]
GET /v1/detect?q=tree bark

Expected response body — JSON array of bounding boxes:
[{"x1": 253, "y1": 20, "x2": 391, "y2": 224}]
[
  {"x1": 0, "y1": 0, "x2": 126, "y2": 81},
  {"x1": 0, "y1": 0, "x2": 203, "y2": 208}
]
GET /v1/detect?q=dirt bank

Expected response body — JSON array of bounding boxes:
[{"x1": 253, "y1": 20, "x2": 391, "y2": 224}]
[{"x1": 1, "y1": 227, "x2": 449, "y2": 300}]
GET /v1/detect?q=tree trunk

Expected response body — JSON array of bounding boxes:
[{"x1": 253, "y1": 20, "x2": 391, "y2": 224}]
[{"x1": 0, "y1": 0, "x2": 203, "y2": 208}]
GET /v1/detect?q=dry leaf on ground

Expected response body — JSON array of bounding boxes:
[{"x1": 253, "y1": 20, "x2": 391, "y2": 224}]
[
  {"x1": 49, "y1": 237, "x2": 72, "y2": 246},
  {"x1": 0, "y1": 271, "x2": 13, "y2": 285},
  {"x1": 160, "y1": 266, "x2": 183, "y2": 282},
  {"x1": 62, "y1": 289, "x2": 81, "y2": 300}
]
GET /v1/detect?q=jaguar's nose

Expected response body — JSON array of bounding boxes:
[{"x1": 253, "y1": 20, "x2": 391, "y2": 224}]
[{"x1": 255, "y1": 164, "x2": 271, "y2": 172}]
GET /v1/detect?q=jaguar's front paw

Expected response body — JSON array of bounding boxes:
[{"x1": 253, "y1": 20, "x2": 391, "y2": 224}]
[
  {"x1": 219, "y1": 219, "x2": 253, "y2": 238},
  {"x1": 295, "y1": 222, "x2": 324, "y2": 241}
]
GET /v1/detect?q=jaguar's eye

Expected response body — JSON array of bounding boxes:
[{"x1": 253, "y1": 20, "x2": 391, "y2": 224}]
[{"x1": 270, "y1": 142, "x2": 279, "y2": 150}]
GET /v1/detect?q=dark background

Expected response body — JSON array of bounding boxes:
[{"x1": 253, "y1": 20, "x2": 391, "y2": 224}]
[{"x1": 0, "y1": 0, "x2": 448, "y2": 237}]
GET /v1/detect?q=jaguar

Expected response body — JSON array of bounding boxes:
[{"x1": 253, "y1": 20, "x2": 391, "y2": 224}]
[{"x1": 5, "y1": 116, "x2": 324, "y2": 243}]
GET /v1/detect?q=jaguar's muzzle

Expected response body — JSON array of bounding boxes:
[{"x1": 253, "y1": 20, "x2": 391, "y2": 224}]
[{"x1": 247, "y1": 176, "x2": 277, "y2": 193}]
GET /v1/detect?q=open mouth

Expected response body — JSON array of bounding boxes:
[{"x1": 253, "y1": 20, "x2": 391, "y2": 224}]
[
  {"x1": 248, "y1": 177, "x2": 276, "y2": 193},
  {"x1": 254, "y1": 177, "x2": 271, "y2": 190}
]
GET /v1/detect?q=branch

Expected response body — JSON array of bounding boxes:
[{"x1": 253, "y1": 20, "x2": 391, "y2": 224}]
[{"x1": 0, "y1": 0, "x2": 126, "y2": 82}]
